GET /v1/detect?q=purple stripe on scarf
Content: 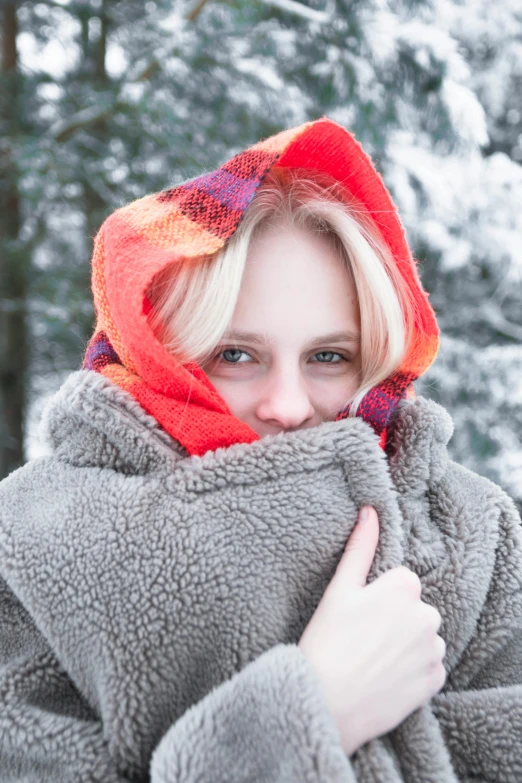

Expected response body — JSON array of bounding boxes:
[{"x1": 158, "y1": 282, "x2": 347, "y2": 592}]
[
  {"x1": 83, "y1": 332, "x2": 122, "y2": 371},
  {"x1": 179, "y1": 169, "x2": 259, "y2": 211}
]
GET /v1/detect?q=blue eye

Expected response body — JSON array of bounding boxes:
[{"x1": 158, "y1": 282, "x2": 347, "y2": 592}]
[
  {"x1": 312, "y1": 352, "x2": 346, "y2": 363},
  {"x1": 220, "y1": 349, "x2": 252, "y2": 364}
]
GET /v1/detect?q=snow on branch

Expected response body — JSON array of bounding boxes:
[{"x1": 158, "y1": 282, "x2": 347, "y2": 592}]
[
  {"x1": 49, "y1": 105, "x2": 114, "y2": 143},
  {"x1": 259, "y1": 0, "x2": 330, "y2": 24},
  {"x1": 29, "y1": 0, "x2": 78, "y2": 14},
  {"x1": 48, "y1": 0, "x2": 211, "y2": 143},
  {"x1": 481, "y1": 302, "x2": 522, "y2": 342}
]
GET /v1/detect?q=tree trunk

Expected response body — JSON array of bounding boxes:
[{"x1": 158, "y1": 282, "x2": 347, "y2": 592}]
[
  {"x1": 0, "y1": 2, "x2": 27, "y2": 479},
  {"x1": 81, "y1": 0, "x2": 109, "y2": 346}
]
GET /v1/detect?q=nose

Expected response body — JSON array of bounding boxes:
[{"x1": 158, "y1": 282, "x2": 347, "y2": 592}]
[{"x1": 255, "y1": 367, "x2": 315, "y2": 431}]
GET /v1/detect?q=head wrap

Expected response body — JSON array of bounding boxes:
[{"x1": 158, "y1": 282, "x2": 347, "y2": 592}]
[{"x1": 83, "y1": 117, "x2": 439, "y2": 455}]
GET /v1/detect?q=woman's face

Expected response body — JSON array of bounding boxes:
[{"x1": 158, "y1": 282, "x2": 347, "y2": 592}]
[{"x1": 202, "y1": 223, "x2": 362, "y2": 438}]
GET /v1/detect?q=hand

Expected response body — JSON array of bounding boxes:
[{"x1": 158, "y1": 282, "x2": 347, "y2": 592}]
[{"x1": 298, "y1": 506, "x2": 446, "y2": 756}]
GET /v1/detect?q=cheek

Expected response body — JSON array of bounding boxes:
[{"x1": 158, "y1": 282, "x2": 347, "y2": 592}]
[
  {"x1": 208, "y1": 377, "x2": 256, "y2": 419},
  {"x1": 310, "y1": 374, "x2": 360, "y2": 414}
]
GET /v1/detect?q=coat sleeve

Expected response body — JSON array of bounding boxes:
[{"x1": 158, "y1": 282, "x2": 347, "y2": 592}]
[
  {"x1": 0, "y1": 577, "x2": 127, "y2": 783},
  {"x1": 0, "y1": 578, "x2": 355, "y2": 783},
  {"x1": 430, "y1": 485, "x2": 522, "y2": 783},
  {"x1": 150, "y1": 643, "x2": 356, "y2": 783}
]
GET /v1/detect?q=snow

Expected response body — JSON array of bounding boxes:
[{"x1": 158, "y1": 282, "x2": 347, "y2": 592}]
[
  {"x1": 18, "y1": 24, "x2": 80, "y2": 78},
  {"x1": 234, "y1": 58, "x2": 285, "y2": 91},
  {"x1": 441, "y1": 79, "x2": 488, "y2": 147},
  {"x1": 259, "y1": 0, "x2": 330, "y2": 24}
]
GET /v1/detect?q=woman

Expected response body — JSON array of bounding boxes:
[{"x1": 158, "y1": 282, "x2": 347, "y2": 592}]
[{"x1": 0, "y1": 118, "x2": 521, "y2": 782}]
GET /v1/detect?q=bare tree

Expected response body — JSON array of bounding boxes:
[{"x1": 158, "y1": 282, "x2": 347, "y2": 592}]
[
  {"x1": 81, "y1": 0, "x2": 110, "y2": 262},
  {"x1": 0, "y1": 2, "x2": 27, "y2": 479}
]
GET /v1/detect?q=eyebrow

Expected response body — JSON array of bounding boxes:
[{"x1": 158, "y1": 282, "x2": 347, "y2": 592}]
[{"x1": 220, "y1": 330, "x2": 361, "y2": 347}]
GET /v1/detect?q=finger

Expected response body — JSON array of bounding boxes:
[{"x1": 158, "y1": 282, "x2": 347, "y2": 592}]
[{"x1": 335, "y1": 506, "x2": 379, "y2": 589}]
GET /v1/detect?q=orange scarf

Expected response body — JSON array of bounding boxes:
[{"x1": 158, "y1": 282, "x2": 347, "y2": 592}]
[{"x1": 83, "y1": 118, "x2": 439, "y2": 456}]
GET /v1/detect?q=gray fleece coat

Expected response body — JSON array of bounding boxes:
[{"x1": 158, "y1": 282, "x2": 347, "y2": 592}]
[{"x1": 0, "y1": 369, "x2": 521, "y2": 782}]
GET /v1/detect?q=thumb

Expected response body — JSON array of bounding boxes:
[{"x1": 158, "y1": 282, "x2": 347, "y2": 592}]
[{"x1": 335, "y1": 506, "x2": 379, "y2": 589}]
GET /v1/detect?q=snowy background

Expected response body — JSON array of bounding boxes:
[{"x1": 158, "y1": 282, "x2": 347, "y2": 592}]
[{"x1": 1, "y1": 0, "x2": 521, "y2": 510}]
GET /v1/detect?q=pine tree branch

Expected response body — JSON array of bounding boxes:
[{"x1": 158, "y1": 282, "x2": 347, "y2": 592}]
[
  {"x1": 134, "y1": 0, "x2": 211, "y2": 80},
  {"x1": 25, "y1": 0, "x2": 81, "y2": 18},
  {"x1": 259, "y1": 0, "x2": 330, "y2": 23},
  {"x1": 49, "y1": 0, "x2": 212, "y2": 143},
  {"x1": 482, "y1": 302, "x2": 522, "y2": 342},
  {"x1": 187, "y1": 0, "x2": 211, "y2": 23},
  {"x1": 51, "y1": 105, "x2": 112, "y2": 142}
]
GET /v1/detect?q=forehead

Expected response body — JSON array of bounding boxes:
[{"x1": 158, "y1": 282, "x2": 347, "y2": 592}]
[{"x1": 229, "y1": 223, "x2": 360, "y2": 341}]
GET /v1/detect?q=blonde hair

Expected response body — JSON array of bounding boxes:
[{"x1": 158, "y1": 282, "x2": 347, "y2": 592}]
[{"x1": 147, "y1": 168, "x2": 415, "y2": 415}]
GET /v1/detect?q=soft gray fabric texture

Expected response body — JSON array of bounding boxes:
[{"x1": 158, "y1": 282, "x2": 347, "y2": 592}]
[{"x1": 0, "y1": 369, "x2": 521, "y2": 782}]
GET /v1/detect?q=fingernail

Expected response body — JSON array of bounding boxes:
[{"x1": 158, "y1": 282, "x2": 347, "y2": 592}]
[{"x1": 359, "y1": 506, "x2": 370, "y2": 523}]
